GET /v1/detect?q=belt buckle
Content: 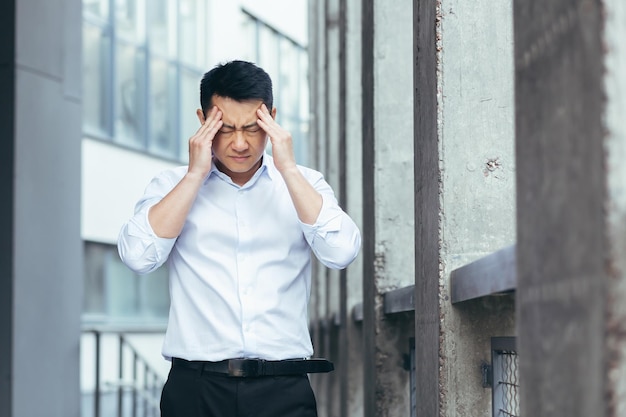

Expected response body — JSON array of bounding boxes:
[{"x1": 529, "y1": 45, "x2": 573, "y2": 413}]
[{"x1": 228, "y1": 359, "x2": 260, "y2": 377}]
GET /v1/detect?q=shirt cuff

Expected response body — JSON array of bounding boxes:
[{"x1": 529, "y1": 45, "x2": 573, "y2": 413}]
[
  {"x1": 299, "y1": 194, "x2": 343, "y2": 242},
  {"x1": 125, "y1": 205, "x2": 177, "y2": 261}
]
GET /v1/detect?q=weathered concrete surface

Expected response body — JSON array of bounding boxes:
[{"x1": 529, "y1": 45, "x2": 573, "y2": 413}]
[
  {"x1": 362, "y1": 1, "x2": 416, "y2": 416},
  {"x1": 515, "y1": 0, "x2": 607, "y2": 415},
  {"x1": 605, "y1": 0, "x2": 626, "y2": 415},
  {"x1": 345, "y1": 0, "x2": 365, "y2": 416},
  {"x1": 438, "y1": 0, "x2": 517, "y2": 415}
]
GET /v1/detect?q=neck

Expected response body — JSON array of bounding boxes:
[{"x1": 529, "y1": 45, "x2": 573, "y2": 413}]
[{"x1": 214, "y1": 158, "x2": 263, "y2": 186}]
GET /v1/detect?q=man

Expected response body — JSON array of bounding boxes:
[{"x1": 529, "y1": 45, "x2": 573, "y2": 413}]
[{"x1": 118, "y1": 60, "x2": 361, "y2": 417}]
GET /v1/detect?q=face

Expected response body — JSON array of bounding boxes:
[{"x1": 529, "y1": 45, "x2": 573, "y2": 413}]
[{"x1": 197, "y1": 95, "x2": 275, "y2": 186}]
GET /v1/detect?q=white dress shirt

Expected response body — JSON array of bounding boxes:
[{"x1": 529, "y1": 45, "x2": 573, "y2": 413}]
[{"x1": 118, "y1": 154, "x2": 361, "y2": 361}]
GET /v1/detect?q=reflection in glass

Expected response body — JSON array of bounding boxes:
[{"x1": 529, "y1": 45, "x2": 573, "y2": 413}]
[
  {"x1": 258, "y1": 25, "x2": 280, "y2": 98},
  {"x1": 115, "y1": 0, "x2": 143, "y2": 41},
  {"x1": 114, "y1": 43, "x2": 146, "y2": 148},
  {"x1": 83, "y1": 23, "x2": 112, "y2": 136},
  {"x1": 179, "y1": 69, "x2": 202, "y2": 162},
  {"x1": 148, "y1": 0, "x2": 175, "y2": 57},
  {"x1": 84, "y1": 0, "x2": 109, "y2": 19},
  {"x1": 149, "y1": 59, "x2": 178, "y2": 157},
  {"x1": 83, "y1": 242, "x2": 169, "y2": 322},
  {"x1": 298, "y1": 49, "x2": 310, "y2": 166},
  {"x1": 279, "y1": 38, "x2": 298, "y2": 119},
  {"x1": 240, "y1": 15, "x2": 258, "y2": 63},
  {"x1": 180, "y1": 0, "x2": 206, "y2": 67}
]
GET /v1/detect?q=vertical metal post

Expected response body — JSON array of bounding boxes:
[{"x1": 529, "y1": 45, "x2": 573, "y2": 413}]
[
  {"x1": 118, "y1": 335, "x2": 124, "y2": 417},
  {"x1": 143, "y1": 363, "x2": 148, "y2": 417},
  {"x1": 361, "y1": 1, "x2": 376, "y2": 416},
  {"x1": 94, "y1": 331, "x2": 101, "y2": 417},
  {"x1": 133, "y1": 351, "x2": 138, "y2": 417},
  {"x1": 337, "y1": 0, "x2": 348, "y2": 415},
  {"x1": 153, "y1": 372, "x2": 159, "y2": 417}
]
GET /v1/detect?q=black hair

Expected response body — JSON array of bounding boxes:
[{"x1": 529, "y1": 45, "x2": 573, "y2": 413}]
[{"x1": 199, "y1": 60, "x2": 273, "y2": 115}]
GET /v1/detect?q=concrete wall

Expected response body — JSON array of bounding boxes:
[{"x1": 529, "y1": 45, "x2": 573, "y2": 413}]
[
  {"x1": 311, "y1": 0, "x2": 626, "y2": 415},
  {"x1": 310, "y1": 0, "x2": 416, "y2": 416},
  {"x1": 366, "y1": 1, "x2": 416, "y2": 416},
  {"x1": 310, "y1": 0, "x2": 517, "y2": 415},
  {"x1": 0, "y1": 0, "x2": 83, "y2": 416},
  {"x1": 437, "y1": 0, "x2": 516, "y2": 415}
]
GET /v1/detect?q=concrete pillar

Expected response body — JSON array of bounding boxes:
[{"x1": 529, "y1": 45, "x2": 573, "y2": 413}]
[
  {"x1": 308, "y1": 0, "x2": 331, "y2": 414},
  {"x1": 320, "y1": 1, "x2": 342, "y2": 416},
  {"x1": 362, "y1": 0, "x2": 415, "y2": 416},
  {"x1": 605, "y1": 0, "x2": 626, "y2": 413},
  {"x1": 515, "y1": 0, "x2": 626, "y2": 414},
  {"x1": 0, "y1": 0, "x2": 83, "y2": 416},
  {"x1": 308, "y1": 0, "x2": 324, "y2": 366},
  {"x1": 344, "y1": 0, "x2": 364, "y2": 415},
  {"x1": 414, "y1": 0, "x2": 516, "y2": 414}
]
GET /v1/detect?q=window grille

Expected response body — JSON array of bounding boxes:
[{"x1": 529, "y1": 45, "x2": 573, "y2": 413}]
[{"x1": 491, "y1": 337, "x2": 519, "y2": 417}]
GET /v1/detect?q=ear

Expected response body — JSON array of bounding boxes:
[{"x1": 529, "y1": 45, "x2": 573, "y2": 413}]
[
  {"x1": 271, "y1": 107, "x2": 277, "y2": 120},
  {"x1": 196, "y1": 108, "x2": 206, "y2": 124}
]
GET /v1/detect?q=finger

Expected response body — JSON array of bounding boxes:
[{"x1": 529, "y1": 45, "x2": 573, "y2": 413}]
[
  {"x1": 199, "y1": 110, "x2": 222, "y2": 138},
  {"x1": 197, "y1": 107, "x2": 220, "y2": 134},
  {"x1": 257, "y1": 105, "x2": 273, "y2": 118},
  {"x1": 256, "y1": 109, "x2": 278, "y2": 131},
  {"x1": 255, "y1": 117, "x2": 275, "y2": 136}
]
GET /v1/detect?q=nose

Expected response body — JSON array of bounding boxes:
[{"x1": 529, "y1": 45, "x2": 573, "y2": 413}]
[{"x1": 231, "y1": 131, "x2": 249, "y2": 152}]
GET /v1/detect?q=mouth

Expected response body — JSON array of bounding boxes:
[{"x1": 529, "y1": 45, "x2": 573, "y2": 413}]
[{"x1": 230, "y1": 155, "x2": 249, "y2": 163}]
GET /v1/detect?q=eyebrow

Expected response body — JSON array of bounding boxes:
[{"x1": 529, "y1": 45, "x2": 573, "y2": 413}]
[{"x1": 221, "y1": 122, "x2": 259, "y2": 129}]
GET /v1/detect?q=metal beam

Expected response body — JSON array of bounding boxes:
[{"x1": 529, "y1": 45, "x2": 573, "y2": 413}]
[
  {"x1": 450, "y1": 245, "x2": 516, "y2": 304},
  {"x1": 383, "y1": 285, "x2": 416, "y2": 314}
]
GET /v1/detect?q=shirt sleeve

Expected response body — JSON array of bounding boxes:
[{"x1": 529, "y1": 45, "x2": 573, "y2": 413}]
[
  {"x1": 299, "y1": 172, "x2": 361, "y2": 270},
  {"x1": 117, "y1": 172, "x2": 178, "y2": 275}
]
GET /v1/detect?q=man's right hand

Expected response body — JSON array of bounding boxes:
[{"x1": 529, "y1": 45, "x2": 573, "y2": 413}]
[
  {"x1": 148, "y1": 106, "x2": 222, "y2": 239},
  {"x1": 188, "y1": 106, "x2": 223, "y2": 179}
]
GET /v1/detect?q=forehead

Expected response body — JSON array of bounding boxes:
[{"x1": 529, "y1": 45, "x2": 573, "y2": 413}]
[{"x1": 212, "y1": 95, "x2": 263, "y2": 124}]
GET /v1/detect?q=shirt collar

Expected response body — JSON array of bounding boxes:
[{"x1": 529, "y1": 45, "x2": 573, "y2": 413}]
[
  {"x1": 260, "y1": 153, "x2": 279, "y2": 181},
  {"x1": 206, "y1": 152, "x2": 277, "y2": 187}
]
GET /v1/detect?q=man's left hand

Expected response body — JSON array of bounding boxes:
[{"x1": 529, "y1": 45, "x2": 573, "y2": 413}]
[{"x1": 256, "y1": 104, "x2": 297, "y2": 174}]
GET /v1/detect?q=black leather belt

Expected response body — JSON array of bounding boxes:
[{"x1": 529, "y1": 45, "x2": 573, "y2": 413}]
[{"x1": 172, "y1": 357, "x2": 334, "y2": 377}]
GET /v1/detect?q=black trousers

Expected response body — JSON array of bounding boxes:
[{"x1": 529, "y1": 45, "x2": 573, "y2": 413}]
[{"x1": 160, "y1": 363, "x2": 318, "y2": 417}]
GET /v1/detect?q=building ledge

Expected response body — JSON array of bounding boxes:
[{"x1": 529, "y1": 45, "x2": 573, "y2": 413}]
[{"x1": 450, "y1": 245, "x2": 516, "y2": 304}]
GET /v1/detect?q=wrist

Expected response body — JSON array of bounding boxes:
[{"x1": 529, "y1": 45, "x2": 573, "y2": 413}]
[
  {"x1": 277, "y1": 164, "x2": 299, "y2": 177},
  {"x1": 184, "y1": 170, "x2": 207, "y2": 184}
]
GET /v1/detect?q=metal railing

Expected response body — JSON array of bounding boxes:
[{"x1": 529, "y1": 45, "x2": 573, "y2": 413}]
[{"x1": 84, "y1": 325, "x2": 167, "y2": 417}]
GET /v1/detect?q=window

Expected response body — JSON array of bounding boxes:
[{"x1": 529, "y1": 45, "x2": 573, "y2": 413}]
[
  {"x1": 83, "y1": 20, "x2": 112, "y2": 136},
  {"x1": 82, "y1": 0, "x2": 208, "y2": 161},
  {"x1": 83, "y1": 242, "x2": 170, "y2": 324},
  {"x1": 179, "y1": 0, "x2": 207, "y2": 67},
  {"x1": 242, "y1": 11, "x2": 310, "y2": 165}
]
